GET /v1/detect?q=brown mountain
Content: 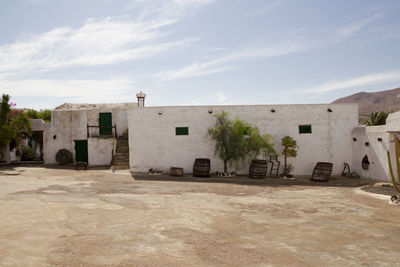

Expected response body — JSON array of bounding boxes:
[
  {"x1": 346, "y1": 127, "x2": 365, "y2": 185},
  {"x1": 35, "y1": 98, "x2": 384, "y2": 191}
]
[{"x1": 332, "y1": 87, "x2": 400, "y2": 119}]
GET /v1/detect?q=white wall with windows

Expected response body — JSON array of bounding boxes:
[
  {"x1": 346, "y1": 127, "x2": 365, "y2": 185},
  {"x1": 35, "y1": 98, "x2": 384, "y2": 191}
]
[{"x1": 128, "y1": 104, "x2": 358, "y2": 175}]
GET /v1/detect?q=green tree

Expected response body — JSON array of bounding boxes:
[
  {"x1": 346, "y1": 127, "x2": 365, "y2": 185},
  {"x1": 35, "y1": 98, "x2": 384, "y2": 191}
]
[
  {"x1": 39, "y1": 109, "x2": 51, "y2": 122},
  {"x1": 0, "y1": 94, "x2": 32, "y2": 159},
  {"x1": 208, "y1": 111, "x2": 275, "y2": 173},
  {"x1": 361, "y1": 111, "x2": 389, "y2": 126},
  {"x1": 25, "y1": 109, "x2": 51, "y2": 122},
  {"x1": 281, "y1": 136, "x2": 298, "y2": 176}
]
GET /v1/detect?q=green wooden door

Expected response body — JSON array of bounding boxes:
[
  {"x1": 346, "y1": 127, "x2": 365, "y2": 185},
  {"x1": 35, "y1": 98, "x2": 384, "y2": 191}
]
[
  {"x1": 75, "y1": 140, "x2": 88, "y2": 163},
  {"x1": 99, "y1": 113, "x2": 112, "y2": 135}
]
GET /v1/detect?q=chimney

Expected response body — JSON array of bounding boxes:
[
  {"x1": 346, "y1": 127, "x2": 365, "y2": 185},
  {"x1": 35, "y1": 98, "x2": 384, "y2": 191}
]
[{"x1": 136, "y1": 91, "x2": 146, "y2": 107}]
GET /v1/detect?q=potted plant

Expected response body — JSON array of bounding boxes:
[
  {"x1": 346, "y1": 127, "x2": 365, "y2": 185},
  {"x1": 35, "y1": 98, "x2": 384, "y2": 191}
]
[{"x1": 280, "y1": 136, "x2": 298, "y2": 179}]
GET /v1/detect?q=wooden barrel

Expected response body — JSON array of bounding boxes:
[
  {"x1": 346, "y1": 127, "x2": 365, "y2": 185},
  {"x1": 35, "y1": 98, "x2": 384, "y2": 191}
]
[
  {"x1": 193, "y1": 158, "x2": 211, "y2": 177},
  {"x1": 249, "y1": 159, "x2": 267, "y2": 179}
]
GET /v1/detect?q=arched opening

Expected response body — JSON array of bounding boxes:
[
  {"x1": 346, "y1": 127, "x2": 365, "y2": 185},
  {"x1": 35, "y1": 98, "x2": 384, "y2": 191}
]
[{"x1": 362, "y1": 155, "x2": 370, "y2": 170}]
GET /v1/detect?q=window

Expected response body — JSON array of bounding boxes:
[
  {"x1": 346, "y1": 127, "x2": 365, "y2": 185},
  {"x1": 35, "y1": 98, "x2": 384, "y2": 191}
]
[
  {"x1": 299, "y1": 125, "x2": 312, "y2": 134},
  {"x1": 176, "y1": 127, "x2": 189, "y2": 135}
]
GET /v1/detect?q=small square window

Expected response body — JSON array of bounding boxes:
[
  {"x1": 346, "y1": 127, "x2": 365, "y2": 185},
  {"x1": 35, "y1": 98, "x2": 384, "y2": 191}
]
[
  {"x1": 176, "y1": 127, "x2": 189, "y2": 135},
  {"x1": 299, "y1": 125, "x2": 312, "y2": 134}
]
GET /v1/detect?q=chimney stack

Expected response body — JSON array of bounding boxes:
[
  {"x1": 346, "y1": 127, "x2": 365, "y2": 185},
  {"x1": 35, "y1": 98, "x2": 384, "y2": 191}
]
[{"x1": 136, "y1": 91, "x2": 146, "y2": 107}]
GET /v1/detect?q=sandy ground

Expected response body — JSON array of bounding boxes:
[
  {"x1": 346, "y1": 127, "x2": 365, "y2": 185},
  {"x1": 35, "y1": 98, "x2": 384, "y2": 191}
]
[{"x1": 0, "y1": 166, "x2": 400, "y2": 266}]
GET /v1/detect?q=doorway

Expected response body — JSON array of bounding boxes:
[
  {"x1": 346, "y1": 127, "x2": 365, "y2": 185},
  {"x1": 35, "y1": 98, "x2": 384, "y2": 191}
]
[{"x1": 74, "y1": 140, "x2": 88, "y2": 163}]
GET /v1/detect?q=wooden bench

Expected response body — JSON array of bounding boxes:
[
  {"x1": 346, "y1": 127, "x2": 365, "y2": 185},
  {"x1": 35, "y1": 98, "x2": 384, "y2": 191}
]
[{"x1": 311, "y1": 162, "x2": 333, "y2": 182}]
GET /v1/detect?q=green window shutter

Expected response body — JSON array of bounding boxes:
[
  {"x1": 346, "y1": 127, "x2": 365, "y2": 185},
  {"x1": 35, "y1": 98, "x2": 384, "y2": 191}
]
[
  {"x1": 299, "y1": 125, "x2": 312, "y2": 134},
  {"x1": 176, "y1": 127, "x2": 189, "y2": 135},
  {"x1": 99, "y1": 113, "x2": 112, "y2": 135}
]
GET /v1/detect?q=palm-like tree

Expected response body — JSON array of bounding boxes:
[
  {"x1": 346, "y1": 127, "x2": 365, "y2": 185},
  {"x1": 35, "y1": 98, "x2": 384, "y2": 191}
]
[{"x1": 361, "y1": 111, "x2": 389, "y2": 126}]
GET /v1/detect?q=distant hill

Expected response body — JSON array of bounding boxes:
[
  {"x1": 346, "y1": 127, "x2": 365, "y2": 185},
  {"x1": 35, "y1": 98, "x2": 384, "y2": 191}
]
[{"x1": 332, "y1": 87, "x2": 400, "y2": 120}]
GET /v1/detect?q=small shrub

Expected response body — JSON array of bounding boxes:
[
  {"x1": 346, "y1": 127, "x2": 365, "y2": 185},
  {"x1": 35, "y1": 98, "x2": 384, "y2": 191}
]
[{"x1": 21, "y1": 145, "x2": 36, "y2": 161}]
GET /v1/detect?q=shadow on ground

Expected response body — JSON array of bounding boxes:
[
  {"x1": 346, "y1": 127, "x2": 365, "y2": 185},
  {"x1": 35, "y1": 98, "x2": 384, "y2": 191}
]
[{"x1": 132, "y1": 172, "x2": 371, "y2": 188}]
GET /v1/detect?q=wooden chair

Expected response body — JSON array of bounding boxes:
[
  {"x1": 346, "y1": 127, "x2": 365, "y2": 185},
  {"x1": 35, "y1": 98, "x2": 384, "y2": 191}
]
[
  {"x1": 311, "y1": 162, "x2": 333, "y2": 182},
  {"x1": 269, "y1": 154, "x2": 280, "y2": 176}
]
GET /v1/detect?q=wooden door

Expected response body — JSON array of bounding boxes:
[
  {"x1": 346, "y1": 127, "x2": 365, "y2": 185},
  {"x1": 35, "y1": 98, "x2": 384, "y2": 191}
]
[{"x1": 75, "y1": 140, "x2": 88, "y2": 163}]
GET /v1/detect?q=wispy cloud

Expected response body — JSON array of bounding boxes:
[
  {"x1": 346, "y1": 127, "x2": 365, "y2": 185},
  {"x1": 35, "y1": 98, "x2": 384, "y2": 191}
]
[
  {"x1": 0, "y1": 17, "x2": 193, "y2": 76},
  {"x1": 1, "y1": 78, "x2": 136, "y2": 103},
  {"x1": 243, "y1": 0, "x2": 283, "y2": 17},
  {"x1": 335, "y1": 12, "x2": 384, "y2": 40},
  {"x1": 0, "y1": 0, "x2": 217, "y2": 79},
  {"x1": 155, "y1": 41, "x2": 311, "y2": 81},
  {"x1": 155, "y1": 11, "x2": 387, "y2": 82},
  {"x1": 288, "y1": 70, "x2": 400, "y2": 95}
]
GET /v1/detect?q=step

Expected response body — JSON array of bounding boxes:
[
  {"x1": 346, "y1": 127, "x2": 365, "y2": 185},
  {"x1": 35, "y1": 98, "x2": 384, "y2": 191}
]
[
  {"x1": 113, "y1": 157, "x2": 129, "y2": 161},
  {"x1": 114, "y1": 152, "x2": 128, "y2": 156},
  {"x1": 114, "y1": 153, "x2": 129, "y2": 158},
  {"x1": 114, "y1": 158, "x2": 129, "y2": 163},
  {"x1": 116, "y1": 142, "x2": 129, "y2": 146},
  {"x1": 113, "y1": 162, "x2": 130, "y2": 166},
  {"x1": 113, "y1": 165, "x2": 130, "y2": 170}
]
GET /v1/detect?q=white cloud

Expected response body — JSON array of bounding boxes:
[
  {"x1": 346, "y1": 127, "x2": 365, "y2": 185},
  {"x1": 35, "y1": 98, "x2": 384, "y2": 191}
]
[
  {"x1": 289, "y1": 70, "x2": 400, "y2": 95},
  {"x1": 0, "y1": 17, "x2": 195, "y2": 76},
  {"x1": 335, "y1": 13, "x2": 384, "y2": 40},
  {"x1": 1, "y1": 78, "x2": 136, "y2": 102},
  {"x1": 243, "y1": 0, "x2": 283, "y2": 17},
  {"x1": 155, "y1": 41, "x2": 312, "y2": 81}
]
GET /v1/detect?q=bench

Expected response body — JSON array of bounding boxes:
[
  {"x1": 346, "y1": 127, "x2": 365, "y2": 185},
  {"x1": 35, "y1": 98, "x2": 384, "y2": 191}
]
[{"x1": 311, "y1": 162, "x2": 333, "y2": 182}]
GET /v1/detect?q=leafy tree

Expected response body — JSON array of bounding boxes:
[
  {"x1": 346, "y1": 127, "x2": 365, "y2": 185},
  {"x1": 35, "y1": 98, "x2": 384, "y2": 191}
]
[
  {"x1": 281, "y1": 136, "x2": 298, "y2": 176},
  {"x1": 40, "y1": 109, "x2": 51, "y2": 122},
  {"x1": 361, "y1": 111, "x2": 389, "y2": 126},
  {"x1": 0, "y1": 94, "x2": 32, "y2": 159},
  {"x1": 25, "y1": 109, "x2": 51, "y2": 122},
  {"x1": 208, "y1": 111, "x2": 275, "y2": 173}
]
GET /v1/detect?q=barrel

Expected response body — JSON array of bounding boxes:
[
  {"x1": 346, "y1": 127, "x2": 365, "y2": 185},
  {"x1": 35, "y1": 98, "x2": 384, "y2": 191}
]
[
  {"x1": 193, "y1": 158, "x2": 211, "y2": 177},
  {"x1": 249, "y1": 159, "x2": 268, "y2": 179}
]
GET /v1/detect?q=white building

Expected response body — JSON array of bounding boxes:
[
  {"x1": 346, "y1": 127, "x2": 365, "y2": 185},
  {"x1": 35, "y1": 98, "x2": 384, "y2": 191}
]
[
  {"x1": 43, "y1": 102, "x2": 135, "y2": 166},
  {"x1": 38, "y1": 92, "x2": 400, "y2": 182},
  {"x1": 128, "y1": 104, "x2": 358, "y2": 176}
]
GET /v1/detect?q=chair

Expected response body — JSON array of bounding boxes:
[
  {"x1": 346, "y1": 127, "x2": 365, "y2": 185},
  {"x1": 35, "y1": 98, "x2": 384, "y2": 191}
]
[
  {"x1": 269, "y1": 154, "x2": 280, "y2": 176},
  {"x1": 342, "y1": 162, "x2": 360, "y2": 179},
  {"x1": 311, "y1": 162, "x2": 333, "y2": 182}
]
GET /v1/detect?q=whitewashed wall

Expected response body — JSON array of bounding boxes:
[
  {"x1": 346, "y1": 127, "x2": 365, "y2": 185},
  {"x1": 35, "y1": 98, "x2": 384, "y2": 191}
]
[
  {"x1": 128, "y1": 104, "x2": 358, "y2": 175},
  {"x1": 44, "y1": 106, "x2": 131, "y2": 165},
  {"x1": 351, "y1": 126, "x2": 391, "y2": 181}
]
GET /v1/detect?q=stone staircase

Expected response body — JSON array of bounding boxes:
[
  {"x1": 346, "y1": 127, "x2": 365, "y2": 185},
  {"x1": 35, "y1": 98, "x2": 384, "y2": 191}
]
[{"x1": 112, "y1": 136, "x2": 129, "y2": 170}]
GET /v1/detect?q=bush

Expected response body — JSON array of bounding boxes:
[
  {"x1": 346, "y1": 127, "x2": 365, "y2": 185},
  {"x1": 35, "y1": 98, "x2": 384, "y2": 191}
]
[{"x1": 21, "y1": 145, "x2": 36, "y2": 161}]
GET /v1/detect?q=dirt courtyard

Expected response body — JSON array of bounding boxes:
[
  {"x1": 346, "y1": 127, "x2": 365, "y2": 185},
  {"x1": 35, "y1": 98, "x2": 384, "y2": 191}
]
[{"x1": 1, "y1": 166, "x2": 399, "y2": 266}]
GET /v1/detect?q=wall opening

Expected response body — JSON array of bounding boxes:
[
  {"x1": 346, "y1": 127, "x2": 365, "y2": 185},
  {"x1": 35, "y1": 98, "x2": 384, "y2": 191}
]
[
  {"x1": 362, "y1": 155, "x2": 370, "y2": 170},
  {"x1": 176, "y1": 127, "x2": 189, "y2": 136},
  {"x1": 299, "y1": 125, "x2": 312, "y2": 134}
]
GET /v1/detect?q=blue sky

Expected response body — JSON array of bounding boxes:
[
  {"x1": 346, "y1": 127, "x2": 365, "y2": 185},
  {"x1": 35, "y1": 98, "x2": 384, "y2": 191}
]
[{"x1": 1, "y1": 0, "x2": 400, "y2": 109}]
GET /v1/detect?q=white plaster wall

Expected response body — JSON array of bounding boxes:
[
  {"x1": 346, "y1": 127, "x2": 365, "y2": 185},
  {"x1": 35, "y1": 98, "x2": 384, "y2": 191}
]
[
  {"x1": 88, "y1": 138, "x2": 114, "y2": 166},
  {"x1": 44, "y1": 106, "x2": 132, "y2": 165},
  {"x1": 1, "y1": 144, "x2": 11, "y2": 163},
  {"x1": 352, "y1": 126, "x2": 391, "y2": 181},
  {"x1": 44, "y1": 111, "x2": 73, "y2": 164},
  {"x1": 128, "y1": 104, "x2": 358, "y2": 175}
]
